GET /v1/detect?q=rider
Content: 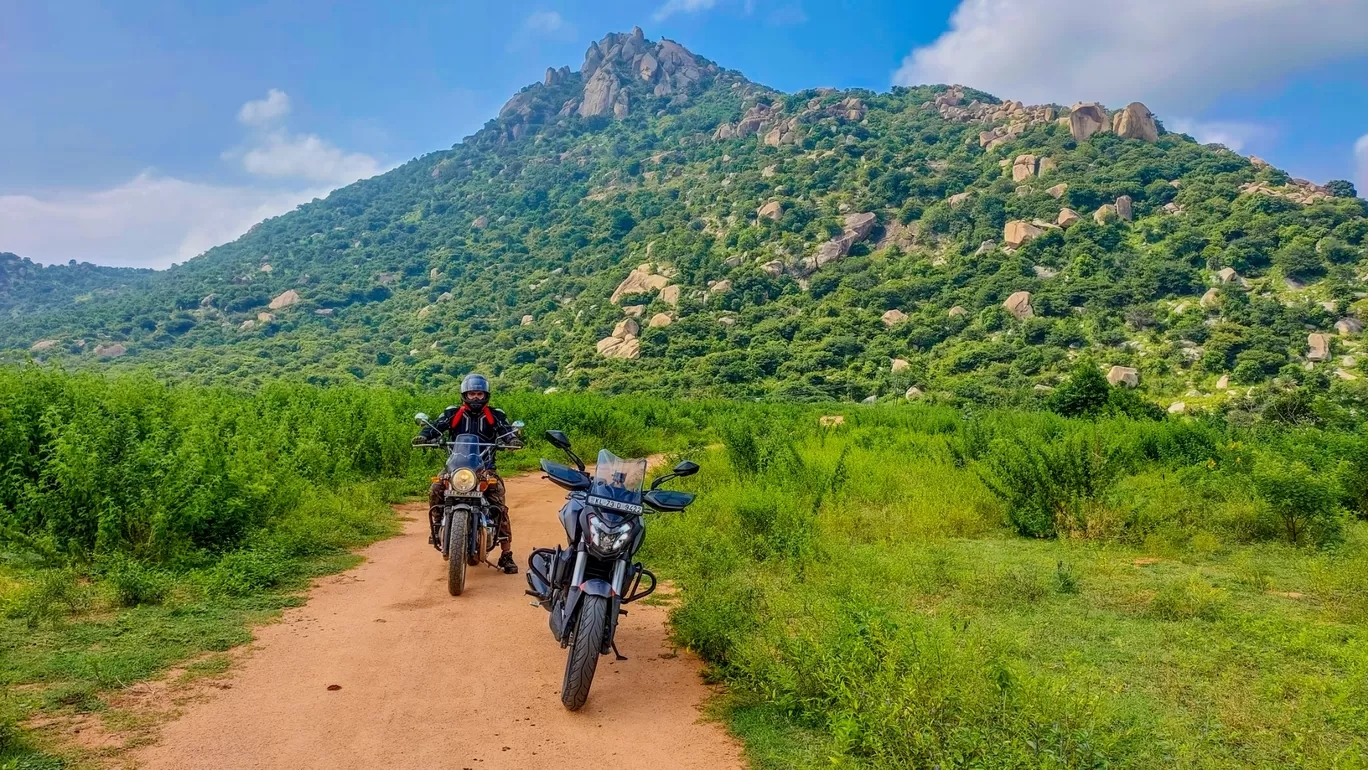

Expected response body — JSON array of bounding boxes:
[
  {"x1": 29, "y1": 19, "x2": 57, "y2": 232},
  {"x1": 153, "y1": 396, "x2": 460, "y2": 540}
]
[{"x1": 418, "y1": 373, "x2": 519, "y2": 574}]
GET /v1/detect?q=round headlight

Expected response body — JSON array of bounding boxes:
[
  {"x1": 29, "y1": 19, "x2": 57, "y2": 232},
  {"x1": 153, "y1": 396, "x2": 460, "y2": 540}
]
[{"x1": 450, "y1": 468, "x2": 478, "y2": 494}]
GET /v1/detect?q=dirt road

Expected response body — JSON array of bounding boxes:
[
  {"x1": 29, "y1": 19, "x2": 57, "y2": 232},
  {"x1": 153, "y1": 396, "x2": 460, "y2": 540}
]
[{"x1": 132, "y1": 473, "x2": 745, "y2": 770}]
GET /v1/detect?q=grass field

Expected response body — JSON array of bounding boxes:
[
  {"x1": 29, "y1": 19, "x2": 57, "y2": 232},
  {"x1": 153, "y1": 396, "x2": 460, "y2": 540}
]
[
  {"x1": 4, "y1": 368, "x2": 1368, "y2": 768},
  {"x1": 648, "y1": 411, "x2": 1368, "y2": 769}
]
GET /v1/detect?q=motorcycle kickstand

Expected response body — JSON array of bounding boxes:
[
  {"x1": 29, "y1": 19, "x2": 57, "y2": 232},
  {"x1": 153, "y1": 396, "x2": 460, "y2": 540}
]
[{"x1": 611, "y1": 641, "x2": 628, "y2": 662}]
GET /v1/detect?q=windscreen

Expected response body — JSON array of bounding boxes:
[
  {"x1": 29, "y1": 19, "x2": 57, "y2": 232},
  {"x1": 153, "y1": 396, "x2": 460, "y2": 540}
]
[
  {"x1": 446, "y1": 433, "x2": 490, "y2": 473},
  {"x1": 588, "y1": 450, "x2": 647, "y2": 515}
]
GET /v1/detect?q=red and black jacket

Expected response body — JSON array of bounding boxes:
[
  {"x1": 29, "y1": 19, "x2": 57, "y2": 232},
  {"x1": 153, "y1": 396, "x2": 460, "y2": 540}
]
[{"x1": 421, "y1": 403, "x2": 512, "y2": 450}]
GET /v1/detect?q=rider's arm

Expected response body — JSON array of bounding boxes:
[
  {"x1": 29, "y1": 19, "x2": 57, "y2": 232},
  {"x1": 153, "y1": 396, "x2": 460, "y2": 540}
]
[{"x1": 421, "y1": 406, "x2": 460, "y2": 441}]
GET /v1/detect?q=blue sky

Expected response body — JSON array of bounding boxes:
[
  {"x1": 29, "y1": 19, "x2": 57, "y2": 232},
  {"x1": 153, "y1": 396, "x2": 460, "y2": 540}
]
[{"x1": 3, "y1": 0, "x2": 1367, "y2": 268}]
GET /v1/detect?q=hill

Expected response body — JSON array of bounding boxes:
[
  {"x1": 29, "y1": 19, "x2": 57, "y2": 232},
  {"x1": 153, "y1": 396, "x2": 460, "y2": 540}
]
[{"x1": 4, "y1": 28, "x2": 1367, "y2": 407}]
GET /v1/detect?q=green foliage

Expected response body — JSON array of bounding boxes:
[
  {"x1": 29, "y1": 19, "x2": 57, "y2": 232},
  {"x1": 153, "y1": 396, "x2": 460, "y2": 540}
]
[
  {"x1": 104, "y1": 558, "x2": 172, "y2": 607},
  {"x1": 1251, "y1": 455, "x2": 1346, "y2": 546},
  {"x1": 1326, "y1": 179, "x2": 1358, "y2": 199},
  {"x1": 979, "y1": 425, "x2": 1129, "y2": 537}
]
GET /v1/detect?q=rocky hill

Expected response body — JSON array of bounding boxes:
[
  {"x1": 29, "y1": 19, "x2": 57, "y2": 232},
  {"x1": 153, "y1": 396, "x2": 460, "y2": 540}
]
[{"x1": 4, "y1": 29, "x2": 1367, "y2": 408}]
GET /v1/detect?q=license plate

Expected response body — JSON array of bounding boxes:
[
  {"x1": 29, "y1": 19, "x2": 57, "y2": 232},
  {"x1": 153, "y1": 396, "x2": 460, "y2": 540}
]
[{"x1": 587, "y1": 495, "x2": 643, "y2": 515}]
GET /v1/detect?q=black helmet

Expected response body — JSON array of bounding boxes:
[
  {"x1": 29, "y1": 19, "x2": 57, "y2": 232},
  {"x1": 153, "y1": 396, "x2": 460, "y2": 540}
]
[{"x1": 461, "y1": 373, "x2": 490, "y2": 410}]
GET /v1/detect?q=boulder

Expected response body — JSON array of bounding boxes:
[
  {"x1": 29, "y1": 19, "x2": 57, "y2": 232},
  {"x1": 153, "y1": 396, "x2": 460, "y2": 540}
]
[
  {"x1": 1168, "y1": 402, "x2": 1187, "y2": 415},
  {"x1": 659, "y1": 285, "x2": 681, "y2": 306},
  {"x1": 1216, "y1": 374, "x2": 1230, "y2": 390},
  {"x1": 762, "y1": 164, "x2": 777, "y2": 178},
  {"x1": 611, "y1": 264, "x2": 671, "y2": 303},
  {"x1": 709, "y1": 279, "x2": 732, "y2": 295},
  {"x1": 1335, "y1": 318, "x2": 1363, "y2": 336},
  {"x1": 1038, "y1": 157, "x2": 1058, "y2": 175},
  {"x1": 1200, "y1": 288, "x2": 1221, "y2": 309},
  {"x1": 269, "y1": 290, "x2": 300, "y2": 310},
  {"x1": 418, "y1": 306, "x2": 433, "y2": 320},
  {"x1": 891, "y1": 358, "x2": 911, "y2": 373},
  {"x1": 1033, "y1": 265, "x2": 1059, "y2": 279},
  {"x1": 905, "y1": 387, "x2": 924, "y2": 400},
  {"x1": 1069, "y1": 103, "x2": 1109, "y2": 142},
  {"x1": 948, "y1": 192, "x2": 972, "y2": 207},
  {"x1": 1107, "y1": 366, "x2": 1140, "y2": 388},
  {"x1": 1003, "y1": 220, "x2": 1044, "y2": 248},
  {"x1": 1337, "y1": 368, "x2": 1359, "y2": 381},
  {"x1": 975, "y1": 240, "x2": 997, "y2": 255},
  {"x1": 1308, "y1": 333, "x2": 1331, "y2": 362},
  {"x1": 881, "y1": 309, "x2": 909, "y2": 327},
  {"x1": 1004, "y1": 291, "x2": 1034, "y2": 320},
  {"x1": 257, "y1": 312, "x2": 276, "y2": 323},
  {"x1": 819, "y1": 415, "x2": 845, "y2": 428},
  {"x1": 94, "y1": 343, "x2": 127, "y2": 359},
  {"x1": 1093, "y1": 205, "x2": 1118, "y2": 225},
  {"x1": 521, "y1": 314, "x2": 535, "y2": 326},
  {"x1": 1012, "y1": 154, "x2": 1038, "y2": 182},
  {"x1": 472, "y1": 215, "x2": 489, "y2": 229},
  {"x1": 1115, "y1": 195, "x2": 1134, "y2": 221},
  {"x1": 315, "y1": 308, "x2": 334, "y2": 317},
  {"x1": 758, "y1": 201, "x2": 783, "y2": 221},
  {"x1": 948, "y1": 306, "x2": 969, "y2": 319},
  {"x1": 1216, "y1": 267, "x2": 1240, "y2": 284},
  {"x1": 1047, "y1": 183, "x2": 1069, "y2": 199},
  {"x1": 844, "y1": 212, "x2": 877, "y2": 241},
  {"x1": 240, "y1": 320, "x2": 256, "y2": 330},
  {"x1": 613, "y1": 318, "x2": 641, "y2": 339},
  {"x1": 1113, "y1": 102, "x2": 1159, "y2": 142},
  {"x1": 623, "y1": 305, "x2": 645, "y2": 318},
  {"x1": 648, "y1": 312, "x2": 673, "y2": 328},
  {"x1": 760, "y1": 260, "x2": 785, "y2": 278},
  {"x1": 29, "y1": 340, "x2": 58, "y2": 352},
  {"x1": 1016, "y1": 185, "x2": 1035, "y2": 198},
  {"x1": 1056, "y1": 208, "x2": 1081, "y2": 228}
]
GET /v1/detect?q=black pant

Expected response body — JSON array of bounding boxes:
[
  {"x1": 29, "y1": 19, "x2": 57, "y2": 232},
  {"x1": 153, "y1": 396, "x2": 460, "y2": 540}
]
[{"x1": 429, "y1": 474, "x2": 510, "y2": 543}]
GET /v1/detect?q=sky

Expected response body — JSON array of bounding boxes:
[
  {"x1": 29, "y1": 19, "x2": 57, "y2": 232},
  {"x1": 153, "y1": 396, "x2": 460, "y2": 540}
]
[{"x1": 3, "y1": 0, "x2": 1367, "y2": 269}]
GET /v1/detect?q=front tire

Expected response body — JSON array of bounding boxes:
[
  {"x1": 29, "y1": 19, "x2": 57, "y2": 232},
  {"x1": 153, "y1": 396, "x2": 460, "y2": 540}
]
[
  {"x1": 447, "y1": 511, "x2": 468, "y2": 596},
  {"x1": 561, "y1": 594, "x2": 608, "y2": 711}
]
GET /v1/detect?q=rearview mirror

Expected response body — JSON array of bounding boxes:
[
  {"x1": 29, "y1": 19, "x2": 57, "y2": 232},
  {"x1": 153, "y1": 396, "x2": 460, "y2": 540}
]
[
  {"x1": 414, "y1": 412, "x2": 430, "y2": 426},
  {"x1": 512, "y1": 420, "x2": 526, "y2": 430},
  {"x1": 545, "y1": 430, "x2": 572, "y2": 450},
  {"x1": 673, "y1": 461, "x2": 700, "y2": 477}
]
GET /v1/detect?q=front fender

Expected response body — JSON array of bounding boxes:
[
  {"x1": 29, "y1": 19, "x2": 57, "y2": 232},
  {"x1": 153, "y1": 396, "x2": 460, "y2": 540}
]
[{"x1": 557, "y1": 578, "x2": 615, "y2": 644}]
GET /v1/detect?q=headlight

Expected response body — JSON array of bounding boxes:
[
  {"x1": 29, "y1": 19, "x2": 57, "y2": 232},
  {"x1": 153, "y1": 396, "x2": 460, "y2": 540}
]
[
  {"x1": 450, "y1": 468, "x2": 478, "y2": 494},
  {"x1": 587, "y1": 514, "x2": 633, "y2": 555}
]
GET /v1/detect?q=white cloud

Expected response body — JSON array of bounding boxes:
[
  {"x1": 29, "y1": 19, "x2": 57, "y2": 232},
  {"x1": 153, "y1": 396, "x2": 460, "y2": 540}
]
[
  {"x1": 235, "y1": 131, "x2": 383, "y2": 185},
  {"x1": 653, "y1": 0, "x2": 718, "y2": 22},
  {"x1": 1166, "y1": 119, "x2": 1274, "y2": 153},
  {"x1": 0, "y1": 90, "x2": 387, "y2": 268},
  {"x1": 895, "y1": 0, "x2": 1368, "y2": 113},
  {"x1": 237, "y1": 88, "x2": 291, "y2": 126},
  {"x1": 524, "y1": 10, "x2": 567, "y2": 34},
  {"x1": 1356, "y1": 134, "x2": 1368, "y2": 194},
  {"x1": 0, "y1": 172, "x2": 328, "y2": 269}
]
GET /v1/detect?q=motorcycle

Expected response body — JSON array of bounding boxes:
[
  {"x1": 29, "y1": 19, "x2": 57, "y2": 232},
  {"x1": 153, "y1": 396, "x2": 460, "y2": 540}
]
[
  {"x1": 525, "y1": 429, "x2": 699, "y2": 710},
  {"x1": 413, "y1": 412, "x2": 523, "y2": 596}
]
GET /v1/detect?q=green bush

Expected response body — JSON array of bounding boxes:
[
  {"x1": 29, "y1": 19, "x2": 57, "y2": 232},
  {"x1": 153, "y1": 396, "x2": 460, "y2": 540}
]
[
  {"x1": 104, "y1": 559, "x2": 172, "y2": 607},
  {"x1": 978, "y1": 427, "x2": 1129, "y2": 538},
  {"x1": 1252, "y1": 455, "x2": 1346, "y2": 546},
  {"x1": 4, "y1": 569, "x2": 85, "y2": 629}
]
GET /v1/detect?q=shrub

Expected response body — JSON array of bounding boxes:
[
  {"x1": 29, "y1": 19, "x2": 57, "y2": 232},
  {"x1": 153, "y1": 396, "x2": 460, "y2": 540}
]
[
  {"x1": 4, "y1": 569, "x2": 85, "y2": 629},
  {"x1": 979, "y1": 427, "x2": 1130, "y2": 538},
  {"x1": 1149, "y1": 576, "x2": 1229, "y2": 621},
  {"x1": 1252, "y1": 456, "x2": 1346, "y2": 546},
  {"x1": 104, "y1": 559, "x2": 172, "y2": 607}
]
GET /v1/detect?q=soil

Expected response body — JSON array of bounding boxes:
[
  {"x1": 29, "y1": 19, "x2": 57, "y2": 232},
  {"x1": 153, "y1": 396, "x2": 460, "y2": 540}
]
[{"x1": 128, "y1": 472, "x2": 745, "y2": 769}]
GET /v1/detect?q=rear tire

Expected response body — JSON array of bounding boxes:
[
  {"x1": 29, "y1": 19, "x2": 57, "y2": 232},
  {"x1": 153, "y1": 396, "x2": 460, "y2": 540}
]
[
  {"x1": 447, "y1": 511, "x2": 468, "y2": 596},
  {"x1": 561, "y1": 595, "x2": 608, "y2": 711}
]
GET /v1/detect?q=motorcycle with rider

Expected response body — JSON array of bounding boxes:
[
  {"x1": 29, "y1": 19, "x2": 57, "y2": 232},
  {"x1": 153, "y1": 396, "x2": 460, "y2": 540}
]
[{"x1": 413, "y1": 374, "x2": 523, "y2": 595}]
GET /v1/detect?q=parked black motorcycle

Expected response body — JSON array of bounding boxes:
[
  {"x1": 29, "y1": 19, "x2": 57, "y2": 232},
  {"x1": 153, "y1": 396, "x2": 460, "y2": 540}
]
[
  {"x1": 525, "y1": 430, "x2": 699, "y2": 710},
  {"x1": 413, "y1": 413, "x2": 523, "y2": 596}
]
